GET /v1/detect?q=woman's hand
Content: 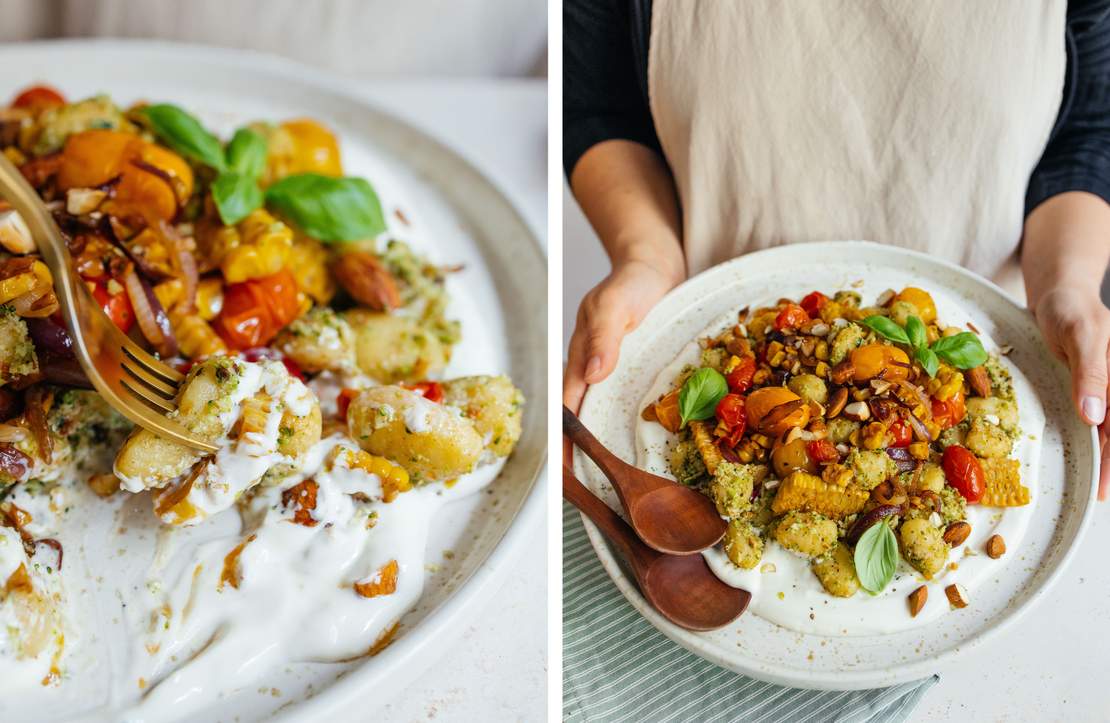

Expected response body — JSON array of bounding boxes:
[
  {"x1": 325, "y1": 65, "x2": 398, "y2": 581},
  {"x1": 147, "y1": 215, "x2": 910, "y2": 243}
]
[
  {"x1": 563, "y1": 258, "x2": 682, "y2": 414},
  {"x1": 1022, "y1": 191, "x2": 1110, "y2": 499},
  {"x1": 1030, "y1": 284, "x2": 1110, "y2": 498}
]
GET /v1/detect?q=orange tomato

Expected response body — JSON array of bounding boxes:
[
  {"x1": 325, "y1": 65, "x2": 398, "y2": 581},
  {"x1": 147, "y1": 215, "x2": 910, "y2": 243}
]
[
  {"x1": 850, "y1": 344, "x2": 910, "y2": 382},
  {"x1": 214, "y1": 269, "x2": 301, "y2": 349},
  {"x1": 265, "y1": 119, "x2": 343, "y2": 183},
  {"x1": 651, "y1": 389, "x2": 682, "y2": 434},
  {"x1": 894, "y1": 287, "x2": 937, "y2": 324},
  {"x1": 931, "y1": 388, "x2": 967, "y2": 430},
  {"x1": 57, "y1": 130, "x2": 194, "y2": 225},
  {"x1": 746, "y1": 386, "x2": 810, "y2": 436}
]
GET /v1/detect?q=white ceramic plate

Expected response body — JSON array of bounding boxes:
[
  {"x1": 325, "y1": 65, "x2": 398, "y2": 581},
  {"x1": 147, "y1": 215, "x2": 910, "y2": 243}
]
[
  {"x1": 574, "y1": 241, "x2": 1097, "y2": 690},
  {"x1": 0, "y1": 41, "x2": 546, "y2": 721}
]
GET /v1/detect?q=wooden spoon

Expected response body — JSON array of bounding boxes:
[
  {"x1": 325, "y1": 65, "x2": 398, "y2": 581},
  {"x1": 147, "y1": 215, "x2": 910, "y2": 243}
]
[
  {"x1": 564, "y1": 466, "x2": 750, "y2": 631},
  {"x1": 563, "y1": 405, "x2": 727, "y2": 555}
]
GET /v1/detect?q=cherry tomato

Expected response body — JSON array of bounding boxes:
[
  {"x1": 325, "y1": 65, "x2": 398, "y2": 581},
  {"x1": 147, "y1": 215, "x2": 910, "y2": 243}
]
[
  {"x1": 800, "y1": 291, "x2": 829, "y2": 317},
  {"x1": 715, "y1": 393, "x2": 747, "y2": 445},
  {"x1": 91, "y1": 279, "x2": 134, "y2": 333},
  {"x1": 725, "y1": 355, "x2": 756, "y2": 393},
  {"x1": 942, "y1": 445, "x2": 984, "y2": 503},
  {"x1": 887, "y1": 419, "x2": 912, "y2": 448},
  {"x1": 931, "y1": 389, "x2": 967, "y2": 430},
  {"x1": 336, "y1": 388, "x2": 360, "y2": 423},
  {"x1": 806, "y1": 439, "x2": 840, "y2": 464},
  {"x1": 280, "y1": 357, "x2": 305, "y2": 381},
  {"x1": 215, "y1": 269, "x2": 301, "y2": 350},
  {"x1": 240, "y1": 347, "x2": 306, "y2": 380},
  {"x1": 12, "y1": 85, "x2": 65, "y2": 113},
  {"x1": 402, "y1": 381, "x2": 444, "y2": 403},
  {"x1": 774, "y1": 303, "x2": 810, "y2": 331}
]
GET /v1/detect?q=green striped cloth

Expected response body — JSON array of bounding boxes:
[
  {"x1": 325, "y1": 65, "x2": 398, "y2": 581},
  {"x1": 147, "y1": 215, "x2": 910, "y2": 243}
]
[{"x1": 563, "y1": 504, "x2": 938, "y2": 722}]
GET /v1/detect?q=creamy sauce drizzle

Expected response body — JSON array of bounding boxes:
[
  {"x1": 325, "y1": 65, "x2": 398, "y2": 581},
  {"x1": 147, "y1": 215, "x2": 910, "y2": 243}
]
[{"x1": 635, "y1": 294, "x2": 1043, "y2": 636}]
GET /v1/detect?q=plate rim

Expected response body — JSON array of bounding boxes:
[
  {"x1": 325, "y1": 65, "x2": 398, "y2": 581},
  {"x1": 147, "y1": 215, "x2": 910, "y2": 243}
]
[
  {"x1": 0, "y1": 38, "x2": 549, "y2": 719},
  {"x1": 577, "y1": 239, "x2": 1098, "y2": 691}
]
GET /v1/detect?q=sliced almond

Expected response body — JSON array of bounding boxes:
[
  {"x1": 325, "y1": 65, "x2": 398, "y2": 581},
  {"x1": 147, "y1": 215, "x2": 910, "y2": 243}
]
[
  {"x1": 944, "y1": 583, "x2": 969, "y2": 609},
  {"x1": 942, "y1": 521, "x2": 971, "y2": 547},
  {"x1": 985, "y1": 534, "x2": 1006, "y2": 559},
  {"x1": 908, "y1": 585, "x2": 928, "y2": 617},
  {"x1": 65, "y1": 188, "x2": 107, "y2": 215},
  {"x1": 830, "y1": 361, "x2": 855, "y2": 385},
  {"x1": 876, "y1": 289, "x2": 896, "y2": 307}
]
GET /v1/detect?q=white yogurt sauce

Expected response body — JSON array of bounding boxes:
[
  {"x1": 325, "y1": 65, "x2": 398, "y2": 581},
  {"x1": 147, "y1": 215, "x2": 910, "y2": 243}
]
[{"x1": 635, "y1": 296, "x2": 1043, "y2": 636}]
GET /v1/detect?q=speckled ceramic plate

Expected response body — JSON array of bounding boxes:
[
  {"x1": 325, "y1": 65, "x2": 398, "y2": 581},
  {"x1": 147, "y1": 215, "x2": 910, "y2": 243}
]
[
  {"x1": 0, "y1": 41, "x2": 546, "y2": 722},
  {"x1": 573, "y1": 241, "x2": 1097, "y2": 690}
]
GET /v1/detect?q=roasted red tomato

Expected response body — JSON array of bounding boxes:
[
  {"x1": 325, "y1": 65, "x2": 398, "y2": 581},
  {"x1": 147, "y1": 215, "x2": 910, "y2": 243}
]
[
  {"x1": 800, "y1": 291, "x2": 829, "y2": 317},
  {"x1": 942, "y1": 445, "x2": 984, "y2": 503},
  {"x1": 887, "y1": 419, "x2": 912, "y2": 448},
  {"x1": 725, "y1": 354, "x2": 756, "y2": 393},
  {"x1": 215, "y1": 269, "x2": 301, "y2": 349},
  {"x1": 402, "y1": 381, "x2": 445, "y2": 403},
  {"x1": 931, "y1": 389, "x2": 967, "y2": 430},
  {"x1": 91, "y1": 279, "x2": 134, "y2": 333},
  {"x1": 715, "y1": 393, "x2": 747, "y2": 445},
  {"x1": 336, "y1": 388, "x2": 360, "y2": 423},
  {"x1": 806, "y1": 439, "x2": 840, "y2": 464},
  {"x1": 773, "y1": 303, "x2": 809, "y2": 331},
  {"x1": 12, "y1": 85, "x2": 65, "y2": 114}
]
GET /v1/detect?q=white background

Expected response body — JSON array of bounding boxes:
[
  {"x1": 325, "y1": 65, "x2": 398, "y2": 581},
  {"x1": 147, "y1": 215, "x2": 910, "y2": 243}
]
[
  {"x1": 357, "y1": 80, "x2": 548, "y2": 723},
  {"x1": 563, "y1": 185, "x2": 1110, "y2": 720}
]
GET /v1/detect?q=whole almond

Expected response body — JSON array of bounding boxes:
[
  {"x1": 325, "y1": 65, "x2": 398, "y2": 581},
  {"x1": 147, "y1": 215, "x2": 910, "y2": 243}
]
[
  {"x1": 332, "y1": 251, "x2": 401, "y2": 311},
  {"x1": 826, "y1": 387, "x2": 849, "y2": 417},
  {"x1": 944, "y1": 583, "x2": 969, "y2": 609},
  {"x1": 942, "y1": 521, "x2": 971, "y2": 547},
  {"x1": 986, "y1": 534, "x2": 1006, "y2": 559},
  {"x1": 908, "y1": 585, "x2": 928, "y2": 618}
]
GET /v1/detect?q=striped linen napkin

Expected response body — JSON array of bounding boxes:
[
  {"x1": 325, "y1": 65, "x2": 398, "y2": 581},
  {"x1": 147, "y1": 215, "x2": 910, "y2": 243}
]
[{"x1": 563, "y1": 504, "x2": 939, "y2": 722}]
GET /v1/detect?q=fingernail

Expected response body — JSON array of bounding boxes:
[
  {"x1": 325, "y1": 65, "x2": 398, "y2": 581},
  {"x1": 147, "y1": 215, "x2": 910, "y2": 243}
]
[
  {"x1": 584, "y1": 356, "x2": 602, "y2": 382},
  {"x1": 1082, "y1": 396, "x2": 1105, "y2": 425}
]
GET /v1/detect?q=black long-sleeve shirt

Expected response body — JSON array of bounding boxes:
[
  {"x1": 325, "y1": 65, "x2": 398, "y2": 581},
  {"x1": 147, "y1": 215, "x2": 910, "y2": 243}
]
[{"x1": 564, "y1": 0, "x2": 1110, "y2": 217}]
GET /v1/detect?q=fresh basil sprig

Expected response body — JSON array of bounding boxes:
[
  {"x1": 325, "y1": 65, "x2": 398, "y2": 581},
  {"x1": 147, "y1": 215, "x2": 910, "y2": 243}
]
[
  {"x1": 858, "y1": 316, "x2": 909, "y2": 346},
  {"x1": 142, "y1": 104, "x2": 227, "y2": 171},
  {"x1": 225, "y1": 127, "x2": 268, "y2": 178},
  {"x1": 265, "y1": 174, "x2": 386, "y2": 242},
  {"x1": 678, "y1": 367, "x2": 728, "y2": 427},
  {"x1": 854, "y1": 521, "x2": 898, "y2": 594},
  {"x1": 932, "y1": 332, "x2": 988, "y2": 369},
  {"x1": 858, "y1": 313, "x2": 988, "y2": 377},
  {"x1": 211, "y1": 172, "x2": 264, "y2": 227}
]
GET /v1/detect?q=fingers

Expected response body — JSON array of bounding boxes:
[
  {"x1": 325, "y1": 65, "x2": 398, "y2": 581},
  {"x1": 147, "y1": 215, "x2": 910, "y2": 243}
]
[
  {"x1": 580, "y1": 300, "x2": 628, "y2": 386},
  {"x1": 1060, "y1": 320, "x2": 1110, "y2": 426}
]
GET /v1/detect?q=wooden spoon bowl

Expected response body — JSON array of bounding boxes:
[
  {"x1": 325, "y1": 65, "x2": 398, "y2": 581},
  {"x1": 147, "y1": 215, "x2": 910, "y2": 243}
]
[
  {"x1": 563, "y1": 405, "x2": 727, "y2": 555},
  {"x1": 564, "y1": 466, "x2": 749, "y2": 631}
]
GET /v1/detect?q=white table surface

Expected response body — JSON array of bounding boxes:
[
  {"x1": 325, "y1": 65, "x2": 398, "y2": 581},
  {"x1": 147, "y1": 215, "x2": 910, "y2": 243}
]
[
  {"x1": 563, "y1": 186, "x2": 1110, "y2": 720},
  {"x1": 347, "y1": 79, "x2": 547, "y2": 723}
]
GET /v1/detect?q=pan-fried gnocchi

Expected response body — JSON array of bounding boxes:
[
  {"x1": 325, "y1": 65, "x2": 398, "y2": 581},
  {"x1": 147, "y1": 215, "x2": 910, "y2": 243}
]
[
  {"x1": 646, "y1": 284, "x2": 1026, "y2": 612},
  {"x1": 441, "y1": 375, "x2": 524, "y2": 457},
  {"x1": 345, "y1": 309, "x2": 450, "y2": 384}
]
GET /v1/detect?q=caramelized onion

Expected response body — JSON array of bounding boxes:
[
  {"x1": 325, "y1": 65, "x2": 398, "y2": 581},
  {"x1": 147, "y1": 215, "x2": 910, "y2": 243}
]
[
  {"x1": 758, "y1": 399, "x2": 805, "y2": 433},
  {"x1": 23, "y1": 386, "x2": 52, "y2": 465},
  {"x1": 0, "y1": 444, "x2": 30, "y2": 480},
  {"x1": 886, "y1": 446, "x2": 917, "y2": 473},
  {"x1": 845, "y1": 504, "x2": 903, "y2": 545},
  {"x1": 123, "y1": 265, "x2": 178, "y2": 358},
  {"x1": 35, "y1": 538, "x2": 63, "y2": 570}
]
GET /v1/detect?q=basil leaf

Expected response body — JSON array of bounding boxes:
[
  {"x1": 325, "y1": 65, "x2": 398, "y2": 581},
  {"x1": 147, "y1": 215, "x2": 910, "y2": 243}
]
[
  {"x1": 142, "y1": 103, "x2": 226, "y2": 171},
  {"x1": 858, "y1": 315, "x2": 910, "y2": 346},
  {"x1": 904, "y1": 315, "x2": 927, "y2": 350},
  {"x1": 265, "y1": 173, "x2": 386, "y2": 242},
  {"x1": 931, "y1": 332, "x2": 988, "y2": 369},
  {"x1": 854, "y1": 521, "x2": 898, "y2": 594},
  {"x1": 678, "y1": 367, "x2": 728, "y2": 427},
  {"x1": 212, "y1": 172, "x2": 264, "y2": 226},
  {"x1": 915, "y1": 347, "x2": 939, "y2": 378},
  {"x1": 226, "y1": 127, "x2": 268, "y2": 179}
]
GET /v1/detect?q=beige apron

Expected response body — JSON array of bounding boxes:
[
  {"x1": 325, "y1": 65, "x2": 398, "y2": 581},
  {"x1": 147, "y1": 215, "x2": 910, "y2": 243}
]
[{"x1": 648, "y1": 0, "x2": 1067, "y2": 299}]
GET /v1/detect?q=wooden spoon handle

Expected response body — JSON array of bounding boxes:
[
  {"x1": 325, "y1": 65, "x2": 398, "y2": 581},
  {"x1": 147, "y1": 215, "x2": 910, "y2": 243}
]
[
  {"x1": 562, "y1": 405, "x2": 630, "y2": 482},
  {"x1": 562, "y1": 465, "x2": 651, "y2": 570}
]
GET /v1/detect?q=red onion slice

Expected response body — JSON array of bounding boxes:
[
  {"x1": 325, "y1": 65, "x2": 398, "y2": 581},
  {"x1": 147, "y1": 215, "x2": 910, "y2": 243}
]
[{"x1": 123, "y1": 265, "x2": 178, "y2": 358}]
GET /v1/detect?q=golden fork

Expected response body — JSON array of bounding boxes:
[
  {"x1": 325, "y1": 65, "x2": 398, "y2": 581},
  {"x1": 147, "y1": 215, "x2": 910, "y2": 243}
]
[{"x1": 0, "y1": 152, "x2": 216, "y2": 452}]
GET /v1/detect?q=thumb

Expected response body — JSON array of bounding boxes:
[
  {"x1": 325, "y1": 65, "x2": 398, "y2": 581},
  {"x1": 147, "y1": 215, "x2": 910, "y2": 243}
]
[
  {"x1": 581, "y1": 304, "x2": 629, "y2": 385},
  {"x1": 1063, "y1": 327, "x2": 1109, "y2": 426}
]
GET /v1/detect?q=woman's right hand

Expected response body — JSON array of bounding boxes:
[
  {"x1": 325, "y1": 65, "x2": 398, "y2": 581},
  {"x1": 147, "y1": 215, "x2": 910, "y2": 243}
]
[{"x1": 563, "y1": 258, "x2": 682, "y2": 416}]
